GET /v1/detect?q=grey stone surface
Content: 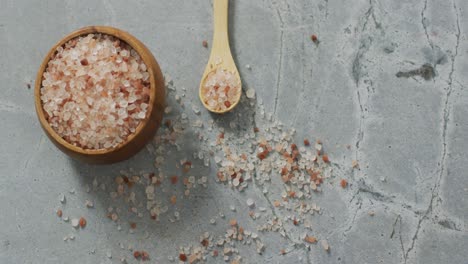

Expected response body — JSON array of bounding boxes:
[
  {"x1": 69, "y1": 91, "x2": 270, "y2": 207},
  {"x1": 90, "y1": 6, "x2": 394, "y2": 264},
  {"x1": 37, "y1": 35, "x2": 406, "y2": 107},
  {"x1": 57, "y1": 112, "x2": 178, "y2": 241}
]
[{"x1": 1, "y1": 0, "x2": 467, "y2": 263}]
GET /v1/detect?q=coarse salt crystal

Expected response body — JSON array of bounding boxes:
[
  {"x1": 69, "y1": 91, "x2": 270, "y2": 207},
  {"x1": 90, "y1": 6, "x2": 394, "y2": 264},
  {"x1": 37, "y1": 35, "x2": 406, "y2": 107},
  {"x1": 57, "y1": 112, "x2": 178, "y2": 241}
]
[
  {"x1": 315, "y1": 142, "x2": 322, "y2": 151},
  {"x1": 59, "y1": 194, "x2": 66, "y2": 204},
  {"x1": 71, "y1": 218, "x2": 79, "y2": 228},
  {"x1": 85, "y1": 200, "x2": 94, "y2": 208},
  {"x1": 246, "y1": 88, "x2": 255, "y2": 99},
  {"x1": 321, "y1": 240, "x2": 330, "y2": 251},
  {"x1": 233, "y1": 178, "x2": 240, "y2": 187},
  {"x1": 192, "y1": 105, "x2": 201, "y2": 115},
  {"x1": 246, "y1": 198, "x2": 255, "y2": 208}
]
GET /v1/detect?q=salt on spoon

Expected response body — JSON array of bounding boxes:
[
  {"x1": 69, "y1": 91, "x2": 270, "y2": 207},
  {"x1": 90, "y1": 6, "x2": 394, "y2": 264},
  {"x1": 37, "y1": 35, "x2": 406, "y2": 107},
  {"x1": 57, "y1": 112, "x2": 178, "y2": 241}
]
[{"x1": 199, "y1": 0, "x2": 241, "y2": 114}]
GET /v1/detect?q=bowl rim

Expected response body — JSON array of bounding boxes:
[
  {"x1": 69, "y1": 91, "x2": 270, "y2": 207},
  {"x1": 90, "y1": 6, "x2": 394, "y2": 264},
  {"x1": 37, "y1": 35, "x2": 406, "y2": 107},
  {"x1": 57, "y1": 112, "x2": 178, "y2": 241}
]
[{"x1": 34, "y1": 26, "x2": 158, "y2": 155}]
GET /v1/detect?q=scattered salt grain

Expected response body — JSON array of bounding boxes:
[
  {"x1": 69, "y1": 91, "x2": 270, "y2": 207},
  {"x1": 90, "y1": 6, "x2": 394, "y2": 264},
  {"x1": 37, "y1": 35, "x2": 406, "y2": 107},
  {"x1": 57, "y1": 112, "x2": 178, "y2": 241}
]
[
  {"x1": 71, "y1": 218, "x2": 79, "y2": 228},
  {"x1": 315, "y1": 142, "x2": 322, "y2": 151},
  {"x1": 246, "y1": 88, "x2": 255, "y2": 99},
  {"x1": 59, "y1": 194, "x2": 66, "y2": 204},
  {"x1": 321, "y1": 240, "x2": 330, "y2": 251},
  {"x1": 85, "y1": 200, "x2": 94, "y2": 208},
  {"x1": 233, "y1": 178, "x2": 240, "y2": 187},
  {"x1": 246, "y1": 198, "x2": 255, "y2": 208},
  {"x1": 192, "y1": 105, "x2": 201, "y2": 115}
]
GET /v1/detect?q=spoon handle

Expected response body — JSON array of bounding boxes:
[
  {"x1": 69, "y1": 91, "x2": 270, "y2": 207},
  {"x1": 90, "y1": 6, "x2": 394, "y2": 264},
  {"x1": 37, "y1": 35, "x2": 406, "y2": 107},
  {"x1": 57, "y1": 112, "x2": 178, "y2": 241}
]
[{"x1": 212, "y1": 0, "x2": 230, "y2": 55}]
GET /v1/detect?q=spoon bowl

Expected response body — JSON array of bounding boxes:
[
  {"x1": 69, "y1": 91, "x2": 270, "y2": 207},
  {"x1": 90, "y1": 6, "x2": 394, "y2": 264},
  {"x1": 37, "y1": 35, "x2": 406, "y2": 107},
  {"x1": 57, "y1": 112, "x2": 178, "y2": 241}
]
[{"x1": 199, "y1": 0, "x2": 241, "y2": 114}]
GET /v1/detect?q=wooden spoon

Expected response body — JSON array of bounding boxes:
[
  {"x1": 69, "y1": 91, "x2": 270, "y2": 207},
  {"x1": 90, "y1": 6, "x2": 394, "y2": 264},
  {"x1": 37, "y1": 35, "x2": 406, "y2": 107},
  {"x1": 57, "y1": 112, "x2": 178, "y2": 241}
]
[{"x1": 199, "y1": 0, "x2": 241, "y2": 114}]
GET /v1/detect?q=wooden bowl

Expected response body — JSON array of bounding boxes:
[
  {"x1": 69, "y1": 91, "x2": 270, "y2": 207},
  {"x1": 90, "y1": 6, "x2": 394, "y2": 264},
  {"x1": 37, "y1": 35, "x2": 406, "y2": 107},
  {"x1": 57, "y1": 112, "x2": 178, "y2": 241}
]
[{"x1": 34, "y1": 26, "x2": 165, "y2": 164}]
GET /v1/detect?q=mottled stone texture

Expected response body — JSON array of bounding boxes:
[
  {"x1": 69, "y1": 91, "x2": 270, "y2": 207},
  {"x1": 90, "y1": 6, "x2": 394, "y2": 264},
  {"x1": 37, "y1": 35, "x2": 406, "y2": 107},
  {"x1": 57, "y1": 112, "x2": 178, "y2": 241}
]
[{"x1": 0, "y1": 0, "x2": 466, "y2": 263}]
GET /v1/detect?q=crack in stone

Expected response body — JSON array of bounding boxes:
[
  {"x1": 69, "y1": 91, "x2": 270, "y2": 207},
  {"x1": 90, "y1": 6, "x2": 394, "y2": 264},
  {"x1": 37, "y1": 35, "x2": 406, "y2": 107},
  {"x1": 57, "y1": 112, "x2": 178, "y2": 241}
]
[
  {"x1": 273, "y1": 5, "x2": 284, "y2": 116},
  {"x1": 428, "y1": 0, "x2": 461, "y2": 222},
  {"x1": 404, "y1": 215, "x2": 423, "y2": 261},
  {"x1": 359, "y1": 186, "x2": 387, "y2": 201},
  {"x1": 352, "y1": 37, "x2": 372, "y2": 86},
  {"x1": 343, "y1": 198, "x2": 363, "y2": 235},
  {"x1": 352, "y1": 0, "x2": 384, "y2": 163},
  {"x1": 349, "y1": 189, "x2": 361, "y2": 204},
  {"x1": 361, "y1": 2, "x2": 373, "y2": 32},
  {"x1": 357, "y1": 180, "x2": 420, "y2": 215},
  {"x1": 352, "y1": 0, "x2": 385, "y2": 166},
  {"x1": 398, "y1": 220, "x2": 406, "y2": 264},
  {"x1": 352, "y1": 37, "x2": 372, "y2": 166},
  {"x1": 352, "y1": 0, "x2": 382, "y2": 159},
  {"x1": 357, "y1": 179, "x2": 396, "y2": 202},
  {"x1": 274, "y1": 31, "x2": 284, "y2": 116},
  {"x1": 421, "y1": 0, "x2": 433, "y2": 55},
  {"x1": 361, "y1": 0, "x2": 381, "y2": 32},
  {"x1": 405, "y1": 2, "x2": 461, "y2": 260},
  {"x1": 390, "y1": 215, "x2": 407, "y2": 263},
  {"x1": 348, "y1": 0, "x2": 381, "y2": 231},
  {"x1": 22, "y1": 135, "x2": 45, "y2": 173}
]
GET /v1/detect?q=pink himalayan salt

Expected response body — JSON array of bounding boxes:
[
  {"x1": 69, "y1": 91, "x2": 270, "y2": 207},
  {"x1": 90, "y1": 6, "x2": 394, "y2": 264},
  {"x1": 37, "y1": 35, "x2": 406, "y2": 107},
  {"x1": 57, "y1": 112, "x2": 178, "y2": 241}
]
[
  {"x1": 40, "y1": 34, "x2": 151, "y2": 149},
  {"x1": 202, "y1": 69, "x2": 240, "y2": 111}
]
